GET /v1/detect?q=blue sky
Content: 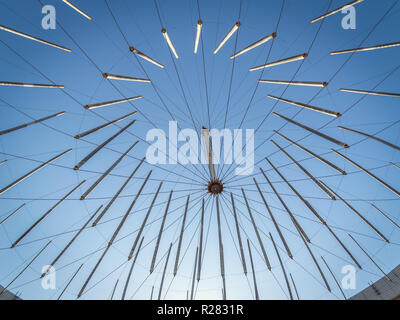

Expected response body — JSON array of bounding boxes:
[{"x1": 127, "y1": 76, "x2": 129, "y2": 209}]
[{"x1": 0, "y1": 0, "x2": 399, "y2": 300}]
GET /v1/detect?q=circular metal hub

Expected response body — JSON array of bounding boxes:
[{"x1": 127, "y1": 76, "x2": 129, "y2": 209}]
[{"x1": 207, "y1": 180, "x2": 224, "y2": 195}]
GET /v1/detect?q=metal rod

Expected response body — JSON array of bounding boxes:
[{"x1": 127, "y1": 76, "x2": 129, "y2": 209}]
[
  {"x1": 202, "y1": 127, "x2": 217, "y2": 181},
  {"x1": 0, "y1": 203, "x2": 26, "y2": 225},
  {"x1": 371, "y1": 204, "x2": 400, "y2": 230},
  {"x1": 158, "y1": 243, "x2": 173, "y2": 300},
  {"x1": 194, "y1": 20, "x2": 202, "y2": 54},
  {"x1": 41, "y1": 205, "x2": 102, "y2": 278},
  {"x1": 173, "y1": 194, "x2": 190, "y2": 276},
  {"x1": 128, "y1": 182, "x2": 163, "y2": 260},
  {"x1": 340, "y1": 88, "x2": 400, "y2": 98},
  {"x1": 268, "y1": 95, "x2": 341, "y2": 117},
  {"x1": 110, "y1": 280, "x2": 119, "y2": 300},
  {"x1": 273, "y1": 112, "x2": 349, "y2": 148},
  {"x1": 331, "y1": 41, "x2": 400, "y2": 55},
  {"x1": 150, "y1": 286, "x2": 154, "y2": 300},
  {"x1": 74, "y1": 119, "x2": 136, "y2": 170},
  {"x1": 230, "y1": 193, "x2": 248, "y2": 274},
  {"x1": 57, "y1": 264, "x2": 84, "y2": 300},
  {"x1": 0, "y1": 81, "x2": 64, "y2": 88},
  {"x1": 130, "y1": 46, "x2": 164, "y2": 68},
  {"x1": 122, "y1": 237, "x2": 144, "y2": 300},
  {"x1": 0, "y1": 149, "x2": 72, "y2": 195},
  {"x1": 321, "y1": 256, "x2": 346, "y2": 300},
  {"x1": 331, "y1": 149, "x2": 400, "y2": 198},
  {"x1": 62, "y1": 0, "x2": 92, "y2": 20},
  {"x1": 103, "y1": 73, "x2": 151, "y2": 83},
  {"x1": 289, "y1": 273, "x2": 300, "y2": 300},
  {"x1": 270, "y1": 139, "x2": 336, "y2": 200},
  {"x1": 259, "y1": 79, "x2": 328, "y2": 87},
  {"x1": 0, "y1": 111, "x2": 65, "y2": 136},
  {"x1": 337, "y1": 126, "x2": 400, "y2": 151},
  {"x1": 197, "y1": 198, "x2": 205, "y2": 281},
  {"x1": 0, "y1": 25, "x2": 72, "y2": 52},
  {"x1": 0, "y1": 159, "x2": 7, "y2": 166},
  {"x1": 260, "y1": 167, "x2": 311, "y2": 242},
  {"x1": 216, "y1": 196, "x2": 227, "y2": 300},
  {"x1": 390, "y1": 162, "x2": 400, "y2": 169},
  {"x1": 311, "y1": 0, "x2": 364, "y2": 23},
  {"x1": 162, "y1": 28, "x2": 179, "y2": 59},
  {"x1": 250, "y1": 54, "x2": 307, "y2": 72},
  {"x1": 319, "y1": 180, "x2": 389, "y2": 243},
  {"x1": 274, "y1": 130, "x2": 346, "y2": 175},
  {"x1": 150, "y1": 190, "x2": 173, "y2": 273},
  {"x1": 84, "y1": 96, "x2": 142, "y2": 110},
  {"x1": 214, "y1": 21, "x2": 240, "y2": 55},
  {"x1": 247, "y1": 239, "x2": 259, "y2": 300},
  {"x1": 11, "y1": 180, "x2": 85, "y2": 248},
  {"x1": 231, "y1": 32, "x2": 276, "y2": 59},
  {"x1": 80, "y1": 142, "x2": 139, "y2": 200},
  {"x1": 270, "y1": 233, "x2": 293, "y2": 300},
  {"x1": 190, "y1": 247, "x2": 199, "y2": 300},
  {"x1": 241, "y1": 188, "x2": 271, "y2": 270}
]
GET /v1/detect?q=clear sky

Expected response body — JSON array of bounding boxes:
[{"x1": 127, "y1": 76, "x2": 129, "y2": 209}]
[{"x1": 0, "y1": 0, "x2": 399, "y2": 300}]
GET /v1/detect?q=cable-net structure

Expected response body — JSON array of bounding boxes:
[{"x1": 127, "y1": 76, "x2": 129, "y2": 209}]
[{"x1": 0, "y1": 0, "x2": 399, "y2": 300}]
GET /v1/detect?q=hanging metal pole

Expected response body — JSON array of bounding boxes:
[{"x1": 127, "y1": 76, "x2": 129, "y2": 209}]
[
  {"x1": 202, "y1": 127, "x2": 217, "y2": 181},
  {"x1": 0, "y1": 111, "x2": 65, "y2": 136},
  {"x1": 74, "y1": 120, "x2": 136, "y2": 170},
  {"x1": 130, "y1": 46, "x2": 164, "y2": 68},
  {"x1": 62, "y1": 0, "x2": 92, "y2": 20},
  {"x1": 162, "y1": 28, "x2": 179, "y2": 59},
  {"x1": 289, "y1": 273, "x2": 300, "y2": 300},
  {"x1": 371, "y1": 204, "x2": 400, "y2": 229},
  {"x1": 150, "y1": 286, "x2": 154, "y2": 300},
  {"x1": 332, "y1": 149, "x2": 400, "y2": 198},
  {"x1": 331, "y1": 41, "x2": 400, "y2": 55},
  {"x1": 259, "y1": 80, "x2": 328, "y2": 87},
  {"x1": 216, "y1": 196, "x2": 227, "y2": 300},
  {"x1": 320, "y1": 256, "x2": 346, "y2": 300},
  {"x1": 250, "y1": 54, "x2": 307, "y2": 71},
  {"x1": 122, "y1": 237, "x2": 144, "y2": 300},
  {"x1": 173, "y1": 195, "x2": 190, "y2": 276},
  {"x1": 194, "y1": 20, "x2": 203, "y2": 54},
  {"x1": 0, "y1": 149, "x2": 72, "y2": 195},
  {"x1": 247, "y1": 239, "x2": 260, "y2": 300},
  {"x1": 57, "y1": 264, "x2": 84, "y2": 300},
  {"x1": 158, "y1": 243, "x2": 173, "y2": 300},
  {"x1": 12, "y1": 180, "x2": 86, "y2": 248},
  {"x1": 0, "y1": 81, "x2": 64, "y2": 88},
  {"x1": 340, "y1": 88, "x2": 400, "y2": 98},
  {"x1": 151, "y1": 190, "x2": 173, "y2": 273},
  {"x1": 230, "y1": 193, "x2": 248, "y2": 274},
  {"x1": 197, "y1": 198, "x2": 205, "y2": 281},
  {"x1": 270, "y1": 233, "x2": 293, "y2": 300},
  {"x1": 0, "y1": 203, "x2": 26, "y2": 225},
  {"x1": 272, "y1": 113, "x2": 349, "y2": 148},
  {"x1": 253, "y1": 178, "x2": 293, "y2": 259},
  {"x1": 110, "y1": 280, "x2": 119, "y2": 300},
  {"x1": 80, "y1": 142, "x2": 139, "y2": 200},
  {"x1": 214, "y1": 21, "x2": 240, "y2": 55},
  {"x1": 231, "y1": 32, "x2": 276, "y2": 59},
  {"x1": 103, "y1": 73, "x2": 151, "y2": 83},
  {"x1": 311, "y1": 0, "x2": 364, "y2": 23},
  {"x1": 190, "y1": 247, "x2": 199, "y2": 300},
  {"x1": 84, "y1": 96, "x2": 142, "y2": 110},
  {"x1": 273, "y1": 130, "x2": 346, "y2": 175},
  {"x1": 241, "y1": 188, "x2": 271, "y2": 270}
]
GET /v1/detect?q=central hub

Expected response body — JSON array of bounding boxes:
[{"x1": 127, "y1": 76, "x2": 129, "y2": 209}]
[{"x1": 207, "y1": 179, "x2": 224, "y2": 195}]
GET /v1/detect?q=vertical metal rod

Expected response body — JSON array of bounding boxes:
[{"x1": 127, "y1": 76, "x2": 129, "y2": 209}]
[
  {"x1": 241, "y1": 188, "x2": 271, "y2": 270},
  {"x1": 158, "y1": 243, "x2": 173, "y2": 300},
  {"x1": 0, "y1": 203, "x2": 26, "y2": 225},
  {"x1": 190, "y1": 247, "x2": 199, "y2": 300},
  {"x1": 247, "y1": 239, "x2": 259, "y2": 300},
  {"x1": 230, "y1": 193, "x2": 248, "y2": 274},
  {"x1": 150, "y1": 286, "x2": 154, "y2": 300},
  {"x1": 57, "y1": 264, "x2": 83, "y2": 300},
  {"x1": 216, "y1": 196, "x2": 227, "y2": 300},
  {"x1": 197, "y1": 198, "x2": 205, "y2": 281},
  {"x1": 202, "y1": 127, "x2": 217, "y2": 181},
  {"x1": 151, "y1": 190, "x2": 173, "y2": 273},
  {"x1": 371, "y1": 204, "x2": 400, "y2": 229},
  {"x1": 12, "y1": 180, "x2": 86, "y2": 248},
  {"x1": 289, "y1": 273, "x2": 300, "y2": 300},
  {"x1": 173, "y1": 195, "x2": 190, "y2": 276},
  {"x1": 122, "y1": 237, "x2": 144, "y2": 300},
  {"x1": 320, "y1": 256, "x2": 346, "y2": 300},
  {"x1": 110, "y1": 280, "x2": 119, "y2": 300}
]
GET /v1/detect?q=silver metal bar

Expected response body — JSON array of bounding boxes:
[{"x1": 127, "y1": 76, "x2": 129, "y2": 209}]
[
  {"x1": 0, "y1": 81, "x2": 64, "y2": 88},
  {"x1": 103, "y1": 73, "x2": 151, "y2": 83},
  {"x1": 259, "y1": 79, "x2": 328, "y2": 87},
  {"x1": 231, "y1": 32, "x2": 276, "y2": 59},
  {"x1": 57, "y1": 264, "x2": 84, "y2": 300},
  {"x1": 340, "y1": 88, "x2": 400, "y2": 98},
  {"x1": 289, "y1": 273, "x2": 300, "y2": 300},
  {"x1": 230, "y1": 193, "x2": 248, "y2": 274},
  {"x1": 190, "y1": 247, "x2": 199, "y2": 300},
  {"x1": 0, "y1": 203, "x2": 26, "y2": 225},
  {"x1": 173, "y1": 195, "x2": 190, "y2": 276},
  {"x1": 130, "y1": 46, "x2": 164, "y2": 68},
  {"x1": 214, "y1": 21, "x2": 240, "y2": 54},
  {"x1": 250, "y1": 54, "x2": 307, "y2": 71},
  {"x1": 84, "y1": 96, "x2": 142, "y2": 110},
  {"x1": 197, "y1": 198, "x2": 205, "y2": 281},
  {"x1": 311, "y1": 0, "x2": 364, "y2": 23},
  {"x1": 331, "y1": 41, "x2": 400, "y2": 55},
  {"x1": 321, "y1": 256, "x2": 346, "y2": 300},
  {"x1": 122, "y1": 236, "x2": 144, "y2": 300},
  {"x1": 158, "y1": 243, "x2": 173, "y2": 300},
  {"x1": 247, "y1": 239, "x2": 259, "y2": 300},
  {"x1": 110, "y1": 280, "x2": 119, "y2": 300},
  {"x1": 371, "y1": 204, "x2": 400, "y2": 229},
  {"x1": 216, "y1": 196, "x2": 227, "y2": 300}
]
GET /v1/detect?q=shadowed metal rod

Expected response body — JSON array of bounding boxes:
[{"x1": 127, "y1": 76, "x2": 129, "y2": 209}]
[
  {"x1": 62, "y1": 0, "x2": 92, "y2": 20},
  {"x1": 41, "y1": 205, "x2": 102, "y2": 278},
  {"x1": 194, "y1": 20, "x2": 202, "y2": 54},
  {"x1": 268, "y1": 95, "x2": 341, "y2": 117},
  {"x1": 130, "y1": 46, "x2": 164, "y2": 68},
  {"x1": 289, "y1": 274, "x2": 300, "y2": 300},
  {"x1": 266, "y1": 158, "x2": 361, "y2": 269},
  {"x1": 79, "y1": 141, "x2": 139, "y2": 200},
  {"x1": 214, "y1": 21, "x2": 240, "y2": 55},
  {"x1": 231, "y1": 32, "x2": 276, "y2": 59},
  {"x1": 57, "y1": 264, "x2": 84, "y2": 300},
  {"x1": 197, "y1": 199, "x2": 205, "y2": 281},
  {"x1": 259, "y1": 79, "x2": 328, "y2": 87},
  {"x1": 74, "y1": 112, "x2": 137, "y2": 139},
  {"x1": 11, "y1": 180, "x2": 86, "y2": 248},
  {"x1": 270, "y1": 233, "x2": 293, "y2": 300},
  {"x1": 311, "y1": 0, "x2": 364, "y2": 23},
  {"x1": 0, "y1": 160, "x2": 7, "y2": 166},
  {"x1": 0, "y1": 241, "x2": 51, "y2": 295},
  {"x1": 331, "y1": 149, "x2": 400, "y2": 198},
  {"x1": 274, "y1": 130, "x2": 346, "y2": 175},
  {"x1": 371, "y1": 204, "x2": 400, "y2": 230},
  {"x1": 0, "y1": 203, "x2": 25, "y2": 225},
  {"x1": 0, "y1": 111, "x2": 65, "y2": 136},
  {"x1": 0, "y1": 81, "x2": 64, "y2": 88},
  {"x1": 319, "y1": 180, "x2": 390, "y2": 243},
  {"x1": 247, "y1": 239, "x2": 259, "y2": 300},
  {"x1": 230, "y1": 193, "x2": 248, "y2": 275},
  {"x1": 331, "y1": 41, "x2": 400, "y2": 55},
  {"x1": 162, "y1": 28, "x2": 179, "y2": 59},
  {"x1": 253, "y1": 178, "x2": 293, "y2": 259},
  {"x1": 150, "y1": 190, "x2": 173, "y2": 274},
  {"x1": 84, "y1": 96, "x2": 142, "y2": 110},
  {"x1": 173, "y1": 195, "x2": 190, "y2": 276},
  {"x1": 190, "y1": 247, "x2": 199, "y2": 300},
  {"x1": 250, "y1": 53, "x2": 307, "y2": 72},
  {"x1": 158, "y1": 243, "x2": 173, "y2": 300},
  {"x1": 320, "y1": 256, "x2": 346, "y2": 300},
  {"x1": 390, "y1": 162, "x2": 400, "y2": 169},
  {"x1": 216, "y1": 196, "x2": 227, "y2": 300},
  {"x1": 122, "y1": 237, "x2": 144, "y2": 300},
  {"x1": 241, "y1": 188, "x2": 271, "y2": 270},
  {"x1": 0, "y1": 25, "x2": 72, "y2": 52},
  {"x1": 337, "y1": 126, "x2": 400, "y2": 151},
  {"x1": 0, "y1": 149, "x2": 72, "y2": 195},
  {"x1": 74, "y1": 119, "x2": 136, "y2": 170},
  {"x1": 273, "y1": 112, "x2": 349, "y2": 148},
  {"x1": 103, "y1": 73, "x2": 151, "y2": 83},
  {"x1": 110, "y1": 280, "x2": 119, "y2": 300},
  {"x1": 348, "y1": 234, "x2": 389, "y2": 280},
  {"x1": 340, "y1": 88, "x2": 400, "y2": 98}
]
